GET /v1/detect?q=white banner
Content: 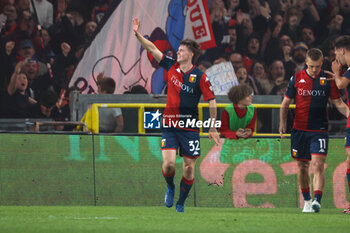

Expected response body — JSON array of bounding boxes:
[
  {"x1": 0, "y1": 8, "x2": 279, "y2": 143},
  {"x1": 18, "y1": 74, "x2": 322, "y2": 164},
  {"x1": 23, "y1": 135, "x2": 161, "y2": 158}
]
[
  {"x1": 205, "y1": 62, "x2": 238, "y2": 96},
  {"x1": 69, "y1": 0, "x2": 215, "y2": 94}
]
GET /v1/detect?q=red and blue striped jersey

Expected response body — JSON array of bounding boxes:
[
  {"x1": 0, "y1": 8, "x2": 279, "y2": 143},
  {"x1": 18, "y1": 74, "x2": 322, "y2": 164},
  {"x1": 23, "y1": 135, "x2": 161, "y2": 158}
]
[
  {"x1": 285, "y1": 69, "x2": 340, "y2": 132},
  {"x1": 344, "y1": 68, "x2": 350, "y2": 127},
  {"x1": 159, "y1": 55, "x2": 215, "y2": 130}
]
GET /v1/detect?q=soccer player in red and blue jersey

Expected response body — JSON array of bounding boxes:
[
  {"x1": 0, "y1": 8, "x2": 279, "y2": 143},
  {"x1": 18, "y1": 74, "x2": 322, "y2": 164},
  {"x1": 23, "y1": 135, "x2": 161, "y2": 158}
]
[
  {"x1": 280, "y1": 48, "x2": 348, "y2": 213},
  {"x1": 327, "y1": 35, "x2": 350, "y2": 213},
  {"x1": 132, "y1": 18, "x2": 220, "y2": 212}
]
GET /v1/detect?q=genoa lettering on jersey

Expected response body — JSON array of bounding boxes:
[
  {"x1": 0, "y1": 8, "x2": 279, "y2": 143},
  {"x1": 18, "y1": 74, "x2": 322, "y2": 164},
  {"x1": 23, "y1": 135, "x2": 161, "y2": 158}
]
[
  {"x1": 159, "y1": 55, "x2": 215, "y2": 131},
  {"x1": 344, "y1": 68, "x2": 350, "y2": 127},
  {"x1": 285, "y1": 69, "x2": 339, "y2": 132}
]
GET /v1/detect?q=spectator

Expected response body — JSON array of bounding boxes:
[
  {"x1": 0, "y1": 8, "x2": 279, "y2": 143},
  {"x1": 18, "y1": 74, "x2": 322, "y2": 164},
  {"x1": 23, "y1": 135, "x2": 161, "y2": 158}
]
[
  {"x1": 21, "y1": 58, "x2": 52, "y2": 101},
  {"x1": 250, "y1": 60, "x2": 268, "y2": 94},
  {"x1": 17, "y1": 39, "x2": 35, "y2": 60},
  {"x1": 84, "y1": 20, "x2": 97, "y2": 44},
  {"x1": 292, "y1": 0, "x2": 320, "y2": 28},
  {"x1": 30, "y1": 0, "x2": 54, "y2": 28},
  {"x1": 14, "y1": 0, "x2": 30, "y2": 12},
  {"x1": 96, "y1": 72, "x2": 123, "y2": 133},
  {"x1": 33, "y1": 27, "x2": 55, "y2": 64},
  {"x1": 220, "y1": 83, "x2": 256, "y2": 139},
  {"x1": 197, "y1": 60, "x2": 212, "y2": 72},
  {"x1": 280, "y1": 6, "x2": 302, "y2": 42},
  {"x1": 224, "y1": 0, "x2": 241, "y2": 19},
  {"x1": 243, "y1": 33, "x2": 262, "y2": 73},
  {"x1": 1, "y1": 61, "x2": 37, "y2": 118},
  {"x1": 339, "y1": 0, "x2": 350, "y2": 35},
  {"x1": 229, "y1": 52, "x2": 243, "y2": 71},
  {"x1": 299, "y1": 25, "x2": 317, "y2": 48},
  {"x1": 130, "y1": 85, "x2": 148, "y2": 94},
  {"x1": 1, "y1": 3, "x2": 17, "y2": 36},
  {"x1": 264, "y1": 32, "x2": 294, "y2": 65},
  {"x1": 31, "y1": 89, "x2": 58, "y2": 118},
  {"x1": 291, "y1": 42, "x2": 308, "y2": 74},
  {"x1": 54, "y1": 86, "x2": 81, "y2": 131},
  {"x1": 268, "y1": 60, "x2": 286, "y2": 94},
  {"x1": 235, "y1": 65, "x2": 260, "y2": 94}
]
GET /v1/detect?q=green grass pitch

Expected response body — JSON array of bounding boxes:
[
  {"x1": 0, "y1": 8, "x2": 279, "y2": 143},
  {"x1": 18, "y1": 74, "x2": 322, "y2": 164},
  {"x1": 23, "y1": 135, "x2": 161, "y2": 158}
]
[{"x1": 0, "y1": 206, "x2": 349, "y2": 233}]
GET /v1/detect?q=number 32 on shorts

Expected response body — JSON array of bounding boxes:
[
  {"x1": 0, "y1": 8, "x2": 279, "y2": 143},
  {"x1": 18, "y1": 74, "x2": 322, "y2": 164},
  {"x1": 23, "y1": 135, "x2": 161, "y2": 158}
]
[{"x1": 189, "y1": 140, "x2": 200, "y2": 152}]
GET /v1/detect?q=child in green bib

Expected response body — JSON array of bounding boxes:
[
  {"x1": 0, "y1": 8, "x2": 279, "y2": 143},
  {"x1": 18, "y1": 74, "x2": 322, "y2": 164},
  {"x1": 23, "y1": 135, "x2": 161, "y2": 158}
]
[{"x1": 220, "y1": 84, "x2": 256, "y2": 139}]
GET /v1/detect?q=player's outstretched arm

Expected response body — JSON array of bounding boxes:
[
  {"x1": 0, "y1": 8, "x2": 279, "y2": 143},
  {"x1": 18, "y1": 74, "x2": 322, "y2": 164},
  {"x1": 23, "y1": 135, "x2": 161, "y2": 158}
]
[
  {"x1": 132, "y1": 18, "x2": 163, "y2": 63},
  {"x1": 208, "y1": 99, "x2": 221, "y2": 146},
  {"x1": 279, "y1": 96, "x2": 292, "y2": 138}
]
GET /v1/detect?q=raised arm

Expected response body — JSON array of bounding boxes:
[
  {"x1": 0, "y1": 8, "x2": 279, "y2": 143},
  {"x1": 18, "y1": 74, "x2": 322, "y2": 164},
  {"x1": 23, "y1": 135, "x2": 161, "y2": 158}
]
[
  {"x1": 7, "y1": 61, "x2": 24, "y2": 95},
  {"x1": 132, "y1": 18, "x2": 163, "y2": 63},
  {"x1": 279, "y1": 96, "x2": 292, "y2": 138}
]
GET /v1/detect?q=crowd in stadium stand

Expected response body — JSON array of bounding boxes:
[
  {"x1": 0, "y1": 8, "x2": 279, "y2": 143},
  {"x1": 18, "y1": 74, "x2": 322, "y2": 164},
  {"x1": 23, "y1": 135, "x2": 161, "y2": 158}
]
[{"x1": 0, "y1": 0, "x2": 349, "y2": 122}]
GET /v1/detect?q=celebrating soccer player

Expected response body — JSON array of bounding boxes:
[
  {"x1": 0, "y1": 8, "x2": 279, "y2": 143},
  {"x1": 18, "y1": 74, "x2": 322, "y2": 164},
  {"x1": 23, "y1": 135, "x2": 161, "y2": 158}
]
[
  {"x1": 132, "y1": 18, "x2": 220, "y2": 212},
  {"x1": 279, "y1": 48, "x2": 348, "y2": 213},
  {"x1": 325, "y1": 35, "x2": 350, "y2": 213}
]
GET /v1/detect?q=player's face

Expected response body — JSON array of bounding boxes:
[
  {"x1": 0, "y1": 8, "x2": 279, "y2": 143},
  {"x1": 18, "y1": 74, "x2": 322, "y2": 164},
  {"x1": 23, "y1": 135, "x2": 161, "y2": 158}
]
[
  {"x1": 305, "y1": 57, "x2": 323, "y2": 78},
  {"x1": 177, "y1": 45, "x2": 193, "y2": 64},
  {"x1": 334, "y1": 48, "x2": 347, "y2": 66}
]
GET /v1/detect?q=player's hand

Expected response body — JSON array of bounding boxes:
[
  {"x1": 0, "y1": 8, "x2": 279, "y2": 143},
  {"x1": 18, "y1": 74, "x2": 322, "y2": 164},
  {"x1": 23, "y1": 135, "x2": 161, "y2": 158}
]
[
  {"x1": 324, "y1": 70, "x2": 335, "y2": 80},
  {"x1": 279, "y1": 124, "x2": 286, "y2": 138},
  {"x1": 209, "y1": 128, "x2": 221, "y2": 146},
  {"x1": 331, "y1": 59, "x2": 342, "y2": 76},
  {"x1": 132, "y1": 18, "x2": 140, "y2": 34}
]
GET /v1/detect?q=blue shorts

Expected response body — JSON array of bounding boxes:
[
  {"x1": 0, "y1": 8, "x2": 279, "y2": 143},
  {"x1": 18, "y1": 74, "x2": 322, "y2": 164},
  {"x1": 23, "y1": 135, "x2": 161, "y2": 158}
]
[
  {"x1": 290, "y1": 129, "x2": 328, "y2": 161},
  {"x1": 161, "y1": 128, "x2": 200, "y2": 158},
  {"x1": 345, "y1": 128, "x2": 350, "y2": 148}
]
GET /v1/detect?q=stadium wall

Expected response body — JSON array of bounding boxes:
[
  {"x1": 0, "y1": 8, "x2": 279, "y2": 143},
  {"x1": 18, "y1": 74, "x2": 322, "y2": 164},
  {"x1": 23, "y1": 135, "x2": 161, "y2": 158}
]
[{"x1": 0, "y1": 134, "x2": 349, "y2": 208}]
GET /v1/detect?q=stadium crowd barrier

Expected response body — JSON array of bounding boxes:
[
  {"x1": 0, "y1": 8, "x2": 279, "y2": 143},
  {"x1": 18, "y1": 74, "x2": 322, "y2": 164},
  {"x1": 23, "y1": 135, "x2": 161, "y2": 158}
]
[
  {"x1": 70, "y1": 93, "x2": 284, "y2": 134},
  {"x1": 0, "y1": 134, "x2": 348, "y2": 208},
  {"x1": 88, "y1": 103, "x2": 295, "y2": 136}
]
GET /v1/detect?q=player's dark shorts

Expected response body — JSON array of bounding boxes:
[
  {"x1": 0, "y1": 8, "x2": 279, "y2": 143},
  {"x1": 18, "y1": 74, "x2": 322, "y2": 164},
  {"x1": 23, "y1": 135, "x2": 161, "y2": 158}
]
[
  {"x1": 290, "y1": 129, "x2": 328, "y2": 161},
  {"x1": 161, "y1": 127, "x2": 200, "y2": 158},
  {"x1": 345, "y1": 128, "x2": 350, "y2": 148}
]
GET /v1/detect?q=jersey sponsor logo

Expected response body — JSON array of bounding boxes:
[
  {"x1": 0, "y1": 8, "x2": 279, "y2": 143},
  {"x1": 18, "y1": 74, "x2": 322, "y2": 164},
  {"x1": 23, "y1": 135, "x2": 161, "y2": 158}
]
[
  {"x1": 297, "y1": 88, "x2": 326, "y2": 96},
  {"x1": 189, "y1": 74, "x2": 196, "y2": 83},
  {"x1": 320, "y1": 77, "x2": 326, "y2": 86},
  {"x1": 170, "y1": 75, "x2": 194, "y2": 93},
  {"x1": 299, "y1": 79, "x2": 306, "y2": 83}
]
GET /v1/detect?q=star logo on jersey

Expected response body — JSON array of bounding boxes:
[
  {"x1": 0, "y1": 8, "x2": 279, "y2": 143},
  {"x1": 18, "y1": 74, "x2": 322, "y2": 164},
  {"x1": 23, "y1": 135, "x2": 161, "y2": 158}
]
[
  {"x1": 320, "y1": 77, "x2": 326, "y2": 86},
  {"x1": 292, "y1": 149, "x2": 298, "y2": 157},
  {"x1": 299, "y1": 79, "x2": 306, "y2": 83},
  {"x1": 189, "y1": 74, "x2": 196, "y2": 83}
]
